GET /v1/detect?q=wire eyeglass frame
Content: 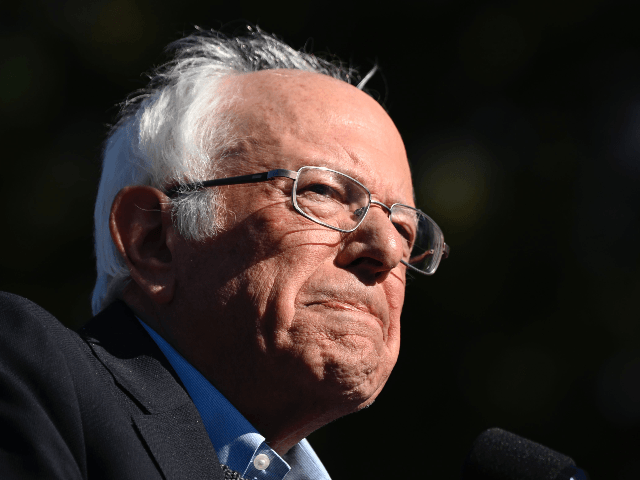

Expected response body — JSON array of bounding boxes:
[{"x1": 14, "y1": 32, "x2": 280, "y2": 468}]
[{"x1": 165, "y1": 166, "x2": 449, "y2": 275}]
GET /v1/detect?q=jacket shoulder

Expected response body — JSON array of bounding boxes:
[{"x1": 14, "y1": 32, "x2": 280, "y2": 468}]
[
  {"x1": 0, "y1": 292, "x2": 89, "y2": 479},
  {"x1": 0, "y1": 293, "x2": 224, "y2": 480}
]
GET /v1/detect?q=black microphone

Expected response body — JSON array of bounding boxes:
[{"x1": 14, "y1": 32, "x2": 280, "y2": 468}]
[{"x1": 461, "y1": 428, "x2": 590, "y2": 480}]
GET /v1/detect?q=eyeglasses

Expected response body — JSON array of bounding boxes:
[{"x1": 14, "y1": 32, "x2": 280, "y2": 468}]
[{"x1": 165, "y1": 166, "x2": 449, "y2": 275}]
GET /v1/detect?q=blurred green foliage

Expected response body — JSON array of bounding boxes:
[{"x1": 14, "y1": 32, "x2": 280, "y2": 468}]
[{"x1": 2, "y1": 1, "x2": 639, "y2": 478}]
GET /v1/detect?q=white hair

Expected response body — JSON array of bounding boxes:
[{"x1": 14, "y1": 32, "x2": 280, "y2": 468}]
[{"x1": 92, "y1": 26, "x2": 374, "y2": 314}]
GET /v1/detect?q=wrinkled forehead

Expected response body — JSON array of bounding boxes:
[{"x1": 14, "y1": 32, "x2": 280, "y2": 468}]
[{"x1": 222, "y1": 70, "x2": 413, "y2": 204}]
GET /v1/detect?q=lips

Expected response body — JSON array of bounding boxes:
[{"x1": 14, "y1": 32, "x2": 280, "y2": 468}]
[
  {"x1": 302, "y1": 287, "x2": 388, "y2": 333},
  {"x1": 296, "y1": 271, "x2": 390, "y2": 330},
  {"x1": 310, "y1": 299, "x2": 370, "y2": 314}
]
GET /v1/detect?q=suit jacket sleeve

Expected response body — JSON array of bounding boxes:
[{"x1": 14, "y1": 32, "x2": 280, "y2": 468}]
[
  {"x1": 0, "y1": 293, "x2": 226, "y2": 480},
  {"x1": 0, "y1": 292, "x2": 87, "y2": 479}
]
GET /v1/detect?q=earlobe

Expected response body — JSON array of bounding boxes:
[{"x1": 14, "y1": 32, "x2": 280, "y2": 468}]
[{"x1": 110, "y1": 186, "x2": 176, "y2": 304}]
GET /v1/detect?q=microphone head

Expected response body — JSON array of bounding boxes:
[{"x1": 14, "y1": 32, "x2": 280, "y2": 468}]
[{"x1": 461, "y1": 428, "x2": 589, "y2": 480}]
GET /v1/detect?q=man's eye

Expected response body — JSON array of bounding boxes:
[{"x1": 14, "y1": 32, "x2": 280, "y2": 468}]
[
  {"x1": 353, "y1": 207, "x2": 366, "y2": 218},
  {"x1": 299, "y1": 183, "x2": 341, "y2": 200},
  {"x1": 393, "y1": 222, "x2": 414, "y2": 244}
]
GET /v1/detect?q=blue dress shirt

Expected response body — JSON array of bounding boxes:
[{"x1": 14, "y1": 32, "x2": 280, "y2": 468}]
[{"x1": 139, "y1": 321, "x2": 332, "y2": 480}]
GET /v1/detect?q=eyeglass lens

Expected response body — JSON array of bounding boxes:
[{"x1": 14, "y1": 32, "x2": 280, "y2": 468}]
[
  {"x1": 293, "y1": 167, "x2": 443, "y2": 275},
  {"x1": 389, "y1": 206, "x2": 442, "y2": 274},
  {"x1": 293, "y1": 167, "x2": 370, "y2": 231}
]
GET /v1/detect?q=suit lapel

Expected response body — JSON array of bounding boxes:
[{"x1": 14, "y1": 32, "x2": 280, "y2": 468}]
[{"x1": 81, "y1": 302, "x2": 224, "y2": 480}]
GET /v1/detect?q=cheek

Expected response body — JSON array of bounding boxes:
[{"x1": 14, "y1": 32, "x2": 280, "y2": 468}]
[
  {"x1": 248, "y1": 233, "x2": 342, "y2": 348},
  {"x1": 265, "y1": 281, "x2": 403, "y2": 397},
  {"x1": 383, "y1": 276, "x2": 405, "y2": 341},
  {"x1": 277, "y1": 317, "x2": 389, "y2": 391}
]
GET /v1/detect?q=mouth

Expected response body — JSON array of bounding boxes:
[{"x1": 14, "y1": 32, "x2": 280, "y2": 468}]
[
  {"x1": 310, "y1": 300, "x2": 370, "y2": 314},
  {"x1": 306, "y1": 299, "x2": 386, "y2": 332},
  {"x1": 296, "y1": 275, "x2": 390, "y2": 337}
]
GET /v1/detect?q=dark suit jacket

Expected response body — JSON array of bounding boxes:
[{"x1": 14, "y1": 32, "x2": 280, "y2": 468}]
[{"x1": 0, "y1": 292, "x2": 227, "y2": 480}]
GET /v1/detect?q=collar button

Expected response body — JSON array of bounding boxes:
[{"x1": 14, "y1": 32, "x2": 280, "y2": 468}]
[{"x1": 253, "y1": 453, "x2": 270, "y2": 470}]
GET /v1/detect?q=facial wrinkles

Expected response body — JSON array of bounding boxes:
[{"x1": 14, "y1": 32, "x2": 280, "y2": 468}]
[
  {"x1": 239, "y1": 213, "x2": 393, "y2": 363},
  {"x1": 234, "y1": 74, "x2": 411, "y2": 195},
  {"x1": 266, "y1": 131, "x2": 412, "y2": 218},
  {"x1": 297, "y1": 275, "x2": 389, "y2": 330},
  {"x1": 243, "y1": 225, "x2": 343, "y2": 348},
  {"x1": 231, "y1": 72, "x2": 407, "y2": 335},
  {"x1": 298, "y1": 117, "x2": 411, "y2": 209},
  {"x1": 277, "y1": 92, "x2": 407, "y2": 323}
]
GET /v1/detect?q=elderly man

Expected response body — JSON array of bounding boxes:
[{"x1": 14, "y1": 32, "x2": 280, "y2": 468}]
[{"x1": 0, "y1": 28, "x2": 447, "y2": 479}]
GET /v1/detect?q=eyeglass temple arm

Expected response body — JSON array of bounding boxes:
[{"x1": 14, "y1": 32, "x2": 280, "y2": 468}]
[
  {"x1": 443, "y1": 243, "x2": 450, "y2": 259},
  {"x1": 164, "y1": 169, "x2": 298, "y2": 197}
]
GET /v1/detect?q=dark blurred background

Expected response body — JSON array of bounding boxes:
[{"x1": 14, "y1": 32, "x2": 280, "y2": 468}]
[{"x1": 2, "y1": 0, "x2": 639, "y2": 478}]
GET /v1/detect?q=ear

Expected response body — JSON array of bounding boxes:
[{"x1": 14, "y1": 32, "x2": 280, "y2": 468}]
[{"x1": 110, "y1": 186, "x2": 177, "y2": 304}]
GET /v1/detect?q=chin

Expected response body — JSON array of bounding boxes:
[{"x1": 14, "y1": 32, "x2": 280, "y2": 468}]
[
  {"x1": 357, "y1": 396, "x2": 378, "y2": 411},
  {"x1": 321, "y1": 356, "x2": 392, "y2": 407},
  {"x1": 280, "y1": 328, "x2": 396, "y2": 411},
  {"x1": 327, "y1": 379, "x2": 387, "y2": 420}
]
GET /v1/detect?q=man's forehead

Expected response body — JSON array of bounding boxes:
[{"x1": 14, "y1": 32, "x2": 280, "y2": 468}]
[
  {"x1": 232, "y1": 69, "x2": 352, "y2": 103},
  {"x1": 228, "y1": 70, "x2": 390, "y2": 132},
  {"x1": 221, "y1": 69, "x2": 412, "y2": 202}
]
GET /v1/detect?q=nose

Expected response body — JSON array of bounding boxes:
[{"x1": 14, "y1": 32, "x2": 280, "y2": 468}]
[{"x1": 335, "y1": 204, "x2": 406, "y2": 285}]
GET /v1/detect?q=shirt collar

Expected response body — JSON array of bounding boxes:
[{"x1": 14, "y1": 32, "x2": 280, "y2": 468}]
[{"x1": 138, "y1": 319, "x2": 331, "y2": 480}]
